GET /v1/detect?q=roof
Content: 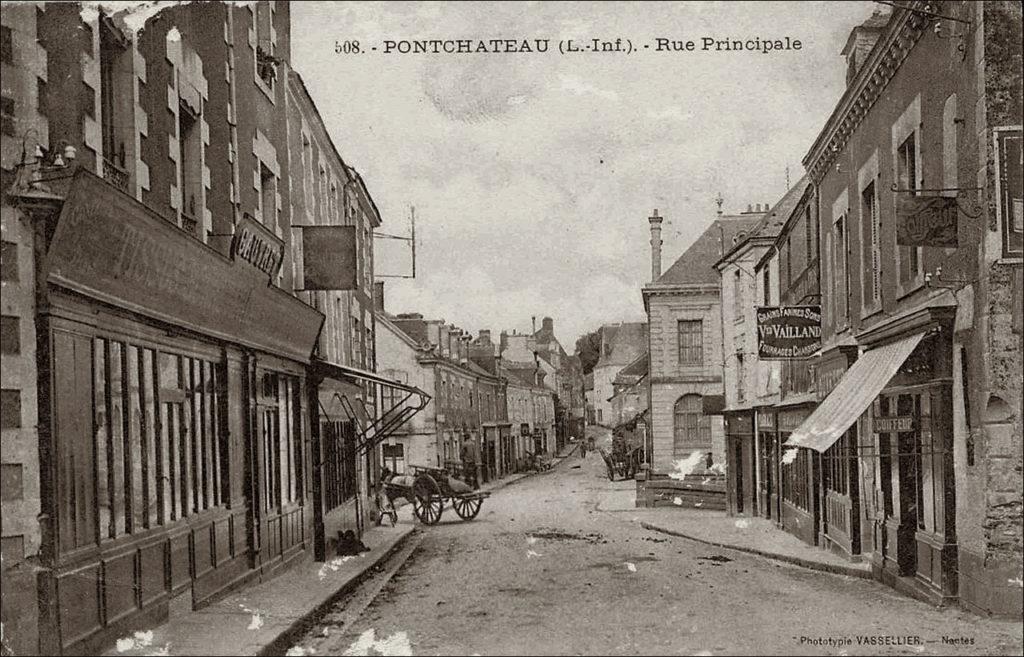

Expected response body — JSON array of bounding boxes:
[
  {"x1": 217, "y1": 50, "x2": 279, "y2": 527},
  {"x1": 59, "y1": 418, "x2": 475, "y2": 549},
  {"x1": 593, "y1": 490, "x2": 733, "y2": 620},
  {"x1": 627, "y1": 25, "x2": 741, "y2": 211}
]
[
  {"x1": 596, "y1": 322, "x2": 647, "y2": 368},
  {"x1": 717, "y1": 177, "x2": 811, "y2": 268},
  {"x1": 614, "y1": 352, "x2": 649, "y2": 381},
  {"x1": 654, "y1": 215, "x2": 764, "y2": 286},
  {"x1": 755, "y1": 180, "x2": 816, "y2": 272}
]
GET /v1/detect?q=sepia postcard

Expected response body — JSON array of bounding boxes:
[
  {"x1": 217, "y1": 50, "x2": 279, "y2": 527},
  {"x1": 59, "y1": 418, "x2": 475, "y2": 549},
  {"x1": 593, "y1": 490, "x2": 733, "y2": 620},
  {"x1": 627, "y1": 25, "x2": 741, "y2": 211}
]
[{"x1": 0, "y1": 1, "x2": 1021, "y2": 655}]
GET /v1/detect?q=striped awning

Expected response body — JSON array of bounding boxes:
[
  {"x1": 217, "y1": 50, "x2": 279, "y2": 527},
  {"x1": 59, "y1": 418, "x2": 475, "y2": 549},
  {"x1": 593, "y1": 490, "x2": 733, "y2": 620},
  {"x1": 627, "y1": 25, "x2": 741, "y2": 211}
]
[{"x1": 784, "y1": 332, "x2": 925, "y2": 452}]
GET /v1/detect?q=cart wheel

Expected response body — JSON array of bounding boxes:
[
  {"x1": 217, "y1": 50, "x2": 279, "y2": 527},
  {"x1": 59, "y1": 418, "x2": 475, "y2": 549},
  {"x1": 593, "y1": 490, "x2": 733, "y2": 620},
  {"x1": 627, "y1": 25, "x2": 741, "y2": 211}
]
[
  {"x1": 452, "y1": 496, "x2": 482, "y2": 521},
  {"x1": 412, "y1": 474, "x2": 444, "y2": 525}
]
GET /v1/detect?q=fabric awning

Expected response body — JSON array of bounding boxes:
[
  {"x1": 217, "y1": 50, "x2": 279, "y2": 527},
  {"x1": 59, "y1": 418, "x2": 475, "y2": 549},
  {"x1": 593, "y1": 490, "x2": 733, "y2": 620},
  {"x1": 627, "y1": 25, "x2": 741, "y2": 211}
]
[
  {"x1": 311, "y1": 359, "x2": 431, "y2": 455},
  {"x1": 784, "y1": 331, "x2": 925, "y2": 452}
]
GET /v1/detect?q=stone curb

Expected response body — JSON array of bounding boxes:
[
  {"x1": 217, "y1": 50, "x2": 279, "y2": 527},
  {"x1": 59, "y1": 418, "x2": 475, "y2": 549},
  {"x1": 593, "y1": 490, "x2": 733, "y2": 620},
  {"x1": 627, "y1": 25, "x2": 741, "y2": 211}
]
[
  {"x1": 257, "y1": 526, "x2": 417, "y2": 656},
  {"x1": 639, "y1": 521, "x2": 873, "y2": 580}
]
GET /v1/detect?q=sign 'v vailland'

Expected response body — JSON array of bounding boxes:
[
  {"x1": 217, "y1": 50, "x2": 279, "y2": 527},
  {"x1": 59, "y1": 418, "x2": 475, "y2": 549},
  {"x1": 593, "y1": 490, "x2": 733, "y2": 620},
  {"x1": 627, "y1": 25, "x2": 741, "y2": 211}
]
[{"x1": 756, "y1": 306, "x2": 822, "y2": 360}]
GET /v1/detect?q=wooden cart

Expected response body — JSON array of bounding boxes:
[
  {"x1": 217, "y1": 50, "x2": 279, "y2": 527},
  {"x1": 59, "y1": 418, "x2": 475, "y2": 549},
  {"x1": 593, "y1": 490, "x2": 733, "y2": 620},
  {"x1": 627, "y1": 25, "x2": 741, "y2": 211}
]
[{"x1": 383, "y1": 465, "x2": 490, "y2": 525}]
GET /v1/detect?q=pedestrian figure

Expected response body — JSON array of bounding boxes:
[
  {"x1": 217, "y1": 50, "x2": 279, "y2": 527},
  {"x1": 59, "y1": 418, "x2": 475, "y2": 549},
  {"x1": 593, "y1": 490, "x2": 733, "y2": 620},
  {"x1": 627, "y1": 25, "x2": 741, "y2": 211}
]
[
  {"x1": 461, "y1": 440, "x2": 480, "y2": 489},
  {"x1": 580, "y1": 438, "x2": 588, "y2": 459}
]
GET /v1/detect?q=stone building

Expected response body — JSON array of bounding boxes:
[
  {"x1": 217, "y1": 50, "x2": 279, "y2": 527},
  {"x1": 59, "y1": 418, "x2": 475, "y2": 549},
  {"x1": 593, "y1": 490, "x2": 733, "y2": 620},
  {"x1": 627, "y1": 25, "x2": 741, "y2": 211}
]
[
  {"x1": 590, "y1": 322, "x2": 647, "y2": 427},
  {"x1": 0, "y1": 3, "x2": 424, "y2": 652},
  {"x1": 642, "y1": 208, "x2": 762, "y2": 475},
  {"x1": 716, "y1": 182, "x2": 807, "y2": 518},
  {"x1": 787, "y1": 1, "x2": 1021, "y2": 615}
]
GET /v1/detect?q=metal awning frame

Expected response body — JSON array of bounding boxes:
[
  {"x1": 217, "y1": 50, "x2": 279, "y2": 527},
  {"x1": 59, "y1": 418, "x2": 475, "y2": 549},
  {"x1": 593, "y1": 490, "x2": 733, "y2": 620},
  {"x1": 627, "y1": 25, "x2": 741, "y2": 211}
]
[{"x1": 312, "y1": 359, "x2": 431, "y2": 456}]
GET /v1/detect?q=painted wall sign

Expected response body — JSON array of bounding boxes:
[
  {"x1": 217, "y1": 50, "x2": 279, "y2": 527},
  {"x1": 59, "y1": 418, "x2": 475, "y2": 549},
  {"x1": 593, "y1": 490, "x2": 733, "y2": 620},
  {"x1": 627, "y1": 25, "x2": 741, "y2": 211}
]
[
  {"x1": 45, "y1": 171, "x2": 324, "y2": 364},
  {"x1": 896, "y1": 195, "x2": 958, "y2": 247},
  {"x1": 231, "y1": 213, "x2": 284, "y2": 280},
  {"x1": 301, "y1": 225, "x2": 358, "y2": 290},
  {"x1": 756, "y1": 306, "x2": 822, "y2": 360},
  {"x1": 873, "y1": 416, "x2": 915, "y2": 433}
]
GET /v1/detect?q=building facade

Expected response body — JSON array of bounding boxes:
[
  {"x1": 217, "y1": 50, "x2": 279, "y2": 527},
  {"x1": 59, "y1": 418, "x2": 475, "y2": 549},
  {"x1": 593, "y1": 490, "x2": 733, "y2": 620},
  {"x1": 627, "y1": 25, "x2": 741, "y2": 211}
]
[
  {"x1": 590, "y1": 322, "x2": 646, "y2": 427},
  {"x1": 0, "y1": 4, "x2": 425, "y2": 653},
  {"x1": 717, "y1": 184, "x2": 807, "y2": 518},
  {"x1": 785, "y1": 1, "x2": 1022, "y2": 615},
  {"x1": 642, "y1": 209, "x2": 762, "y2": 475}
]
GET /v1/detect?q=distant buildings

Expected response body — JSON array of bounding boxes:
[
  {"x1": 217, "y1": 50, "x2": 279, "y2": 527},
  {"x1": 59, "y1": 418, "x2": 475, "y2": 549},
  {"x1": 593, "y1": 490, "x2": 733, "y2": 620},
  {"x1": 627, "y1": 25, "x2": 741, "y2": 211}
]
[
  {"x1": 591, "y1": 322, "x2": 647, "y2": 426},
  {"x1": 641, "y1": 207, "x2": 764, "y2": 475},
  {"x1": 0, "y1": 3, "x2": 429, "y2": 653}
]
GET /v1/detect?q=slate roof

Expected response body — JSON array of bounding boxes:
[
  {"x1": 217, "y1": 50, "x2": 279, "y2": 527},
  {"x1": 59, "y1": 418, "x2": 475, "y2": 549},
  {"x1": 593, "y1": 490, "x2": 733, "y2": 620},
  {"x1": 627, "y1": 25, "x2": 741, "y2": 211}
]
[
  {"x1": 654, "y1": 215, "x2": 764, "y2": 286},
  {"x1": 597, "y1": 322, "x2": 647, "y2": 368},
  {"x1": 718, "y1": 177, "x2": 811, "y2": 267},
  {"x1": 615, "y1": 352, "x2": 649, "y2": 381}
]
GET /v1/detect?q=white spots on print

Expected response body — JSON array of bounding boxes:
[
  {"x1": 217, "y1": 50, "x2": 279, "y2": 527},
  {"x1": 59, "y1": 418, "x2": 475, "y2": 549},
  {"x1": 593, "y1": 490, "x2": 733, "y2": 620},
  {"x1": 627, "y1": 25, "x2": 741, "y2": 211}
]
[{"x1": 343, "y1": 629, "x2": 412, "y2": 656}]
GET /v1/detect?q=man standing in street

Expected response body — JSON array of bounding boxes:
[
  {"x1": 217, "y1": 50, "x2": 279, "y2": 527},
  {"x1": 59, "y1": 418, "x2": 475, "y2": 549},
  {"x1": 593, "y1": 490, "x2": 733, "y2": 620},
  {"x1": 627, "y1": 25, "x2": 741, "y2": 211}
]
[{"x1": 461, "y1": 438, "x2": 480, "y2": 489}]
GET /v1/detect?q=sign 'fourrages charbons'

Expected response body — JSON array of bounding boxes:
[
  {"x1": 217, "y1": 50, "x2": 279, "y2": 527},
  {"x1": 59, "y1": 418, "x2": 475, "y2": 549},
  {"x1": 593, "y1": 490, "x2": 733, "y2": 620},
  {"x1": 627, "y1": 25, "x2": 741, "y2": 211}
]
[{"x1": 756, "y1": 306, "x2": 822, "y2": 360}]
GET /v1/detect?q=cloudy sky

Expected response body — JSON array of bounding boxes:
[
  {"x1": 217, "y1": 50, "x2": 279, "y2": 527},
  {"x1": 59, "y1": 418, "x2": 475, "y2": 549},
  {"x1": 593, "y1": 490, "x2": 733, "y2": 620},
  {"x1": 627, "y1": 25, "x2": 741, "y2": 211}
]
[{"x1": 291, "y1": 1, "x2": 877, "y2": 349}]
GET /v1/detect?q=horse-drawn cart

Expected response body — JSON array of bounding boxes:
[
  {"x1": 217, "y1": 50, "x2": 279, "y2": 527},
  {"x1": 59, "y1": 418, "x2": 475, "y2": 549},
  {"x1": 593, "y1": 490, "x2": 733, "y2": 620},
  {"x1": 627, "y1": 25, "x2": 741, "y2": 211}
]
[{"x1": 382, "y1": 465, "x2": 490, "y2": 525}]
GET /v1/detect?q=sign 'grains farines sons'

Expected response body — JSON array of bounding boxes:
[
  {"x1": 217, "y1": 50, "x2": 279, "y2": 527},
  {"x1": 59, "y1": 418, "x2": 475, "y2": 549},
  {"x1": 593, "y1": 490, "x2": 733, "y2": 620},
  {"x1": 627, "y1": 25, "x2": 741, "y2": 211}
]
[{"x1": 756, "y1": 306, "x2": 822, "y2": 360}]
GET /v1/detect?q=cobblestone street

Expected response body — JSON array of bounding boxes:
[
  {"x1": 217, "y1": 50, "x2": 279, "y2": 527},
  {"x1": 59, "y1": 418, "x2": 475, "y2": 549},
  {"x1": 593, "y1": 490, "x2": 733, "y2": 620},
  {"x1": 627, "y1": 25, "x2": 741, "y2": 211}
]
[{"x1": 285, "y1": 454, "x2": 1023, "y2": 656}]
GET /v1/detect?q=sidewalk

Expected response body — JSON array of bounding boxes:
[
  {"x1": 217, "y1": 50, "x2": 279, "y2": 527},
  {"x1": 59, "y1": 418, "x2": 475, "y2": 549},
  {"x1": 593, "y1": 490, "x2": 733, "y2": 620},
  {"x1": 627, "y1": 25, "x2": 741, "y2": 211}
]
[
  {"x1": 635, "y1": 507, "x2": 873, "y2": 579},
  {"x1": 592, "y1": 479, "x2": 871, "y2": 579},
  {"x1": 104, "y1": 522, "x2": 415, "y2": 656}
]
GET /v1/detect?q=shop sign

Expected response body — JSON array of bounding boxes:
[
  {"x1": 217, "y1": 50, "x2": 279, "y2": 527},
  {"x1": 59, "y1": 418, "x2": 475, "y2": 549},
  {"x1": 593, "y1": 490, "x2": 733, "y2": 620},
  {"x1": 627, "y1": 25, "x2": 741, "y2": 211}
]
[
  {"x1": 45, "y1": 171, "x2": 324, "y2": 364},
  {"x1": 779, "y1": 407, "x2": 811, "y2": 432},
  {"x1": 231, "y1": 213, "x2": 284, "y2": 280},
  {"x1": 896, "y1": 195, "x2": 958, "y2": 247},
  {"x1": 757, "y1": 410, "x2": 775, "y2": 430},
  {"x1": 301, "y1": 225, "x2": 358, "y2": 290},
  {"x1": 702, "y1": 395, "x2": 726, "y2": 415},
  {"x1": 756, "y1": 306, "x2": 821, "y2": 360},
  {"x1": 873, "y1": 416, "x2": 915, "y2": 433}
]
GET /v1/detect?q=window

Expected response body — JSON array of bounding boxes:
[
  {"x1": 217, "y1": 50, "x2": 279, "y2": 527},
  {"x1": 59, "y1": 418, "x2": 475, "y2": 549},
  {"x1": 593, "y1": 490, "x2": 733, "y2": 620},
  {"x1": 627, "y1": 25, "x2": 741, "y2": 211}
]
[
  {"x1": 1, "y1": 316, "x2": 20, "y2": 355},
  {"x1": 84, "y1": 340, "x2": 228, "y2": 552},
  {"x1": 0, "y1": 241, "x2": 17, "y2": 281},
  {"x1": 1, "y1": 389, "x2": 20, "y2": 429},
  {"x1": 259, "y1": 163, "x2": 276, "y2": 230},
  {"x1": 824, "y1": 431, "x2": 851, "y2": 496},
  {"x1": 833, "y1": 212, "x2": 849, "y2": 325},
  {"x1": 259, "y1": 371, "x2": 302, "y2": 512},
  {"x1": 896, "y1": 132, "x2": 922, "y2": 287},
  {"x1": 732, "y1": 270, "x2": 742, "y2": 321},
  {"x1": 1, "y1": 25, "x2": 12, "y2": 65},
  {"x1": 997, "y1": 128, "x2": 1023, "y2": 256},
  {"x1": 99, "y1": 16, "x2": 127, "y2": 169},
  {"x1": 785, "y1": 235, "x2": 793, "y2": 290},
  {"x1": 323, "y1": 420, "x2": 356, "y2": 509},
  {"x1": 254, "y1": 2, "x2": 276, "y2": 89},
  {"x1": 673, "y1": 394, "x2": 710, "y2": 451},
  {"x1": 1, "y1": 95, "x2": 14, "y2": 136},
  {"x1": 382, "y1": 443, "x2": 405, "y2": 474},
  {"x1": 861, "y1": 181, "x2": 881, "y2": 309},
  {"x1": 762, "y1": 268, "x2": 770, "y2": 305},
  {"x1": 677, "y1": 320, "x2": 703, "y2": 365},
  {"x1": 81, "y1": 82, "x2": 96, "y2": 119},
  {"x1": 804, "y1": 206, "x2": 815, "y2": 264},
  {"x1": 179, "y1": 100, "x2": 201, "y2": 233},
  {"x1": 783, "y1": 449, "x2": 811, "y2": 511}
]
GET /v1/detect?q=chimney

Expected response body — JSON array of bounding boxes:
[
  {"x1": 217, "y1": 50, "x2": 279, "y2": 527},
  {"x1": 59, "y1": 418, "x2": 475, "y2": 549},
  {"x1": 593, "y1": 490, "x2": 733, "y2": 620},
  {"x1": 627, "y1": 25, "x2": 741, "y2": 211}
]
[
  {"x1": 372, "y1": 281, "x2": 385, "y2": 312},
  {"x1": 542, "y1": 317, "x2": 553, "y2": 333},
  {"x1": 648, "y1": 209, "x2": 663, "y2": 282},
  {"x1": 747, "y1": 204, "x2": 753, "y2": 213},
  {"x1": 478, "y1": 329, "x2": 492, "y2": 345},
  {"x1": 842, "y1": 10, "x2": 889, "y2": 87},
  {"x1": 532, "y1": 316, "x2": 537, "y2": 333}
]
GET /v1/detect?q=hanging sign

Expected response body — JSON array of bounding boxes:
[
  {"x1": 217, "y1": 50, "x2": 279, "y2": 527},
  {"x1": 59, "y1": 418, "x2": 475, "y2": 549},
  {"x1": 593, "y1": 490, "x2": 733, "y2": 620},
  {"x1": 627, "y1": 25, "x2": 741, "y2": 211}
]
[
  {"x1": 896, "y1": 195, "x2": 958, "y2": 247},
  {"x1": 231, "y1": 213, "x2": 284, "y2": 280},
  {"x1": 873, "y1": 416, "x2": 915, "y2": 433},
  {"x1": 301, "y1": 225, "x2": 358, "y2": 290},
  {"x1": 756, "y1": 306, "x2": 821, "y2": 360}
]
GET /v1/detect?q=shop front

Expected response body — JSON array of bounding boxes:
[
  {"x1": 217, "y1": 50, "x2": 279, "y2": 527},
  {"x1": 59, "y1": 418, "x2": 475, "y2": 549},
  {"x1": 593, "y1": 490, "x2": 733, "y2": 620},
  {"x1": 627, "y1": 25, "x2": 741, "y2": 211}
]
[
  {"x1": 309, "y1": 360, "x2": 429, "y2": 559},
  {"x1": 815, "y1": 345, "x2": 863, "y2": 560},
  {"x1": 785, "y1": 306, "x2": 956, "y2": 604},
  {"x1": 33, "y1": 171, "x2": 324, "y2": 654},
  {"x1": 724, "y1": 411, "x2": 756, "y2": 516},
  {"x1": 778, "y1": 404, "x2": 818, "y2": 545},
  {"x1": 755, "y1": 407, "x2": 778, "y2": 523},
  {"x1": 866, "y1": 330, "x2": 956, "y2": 605}
]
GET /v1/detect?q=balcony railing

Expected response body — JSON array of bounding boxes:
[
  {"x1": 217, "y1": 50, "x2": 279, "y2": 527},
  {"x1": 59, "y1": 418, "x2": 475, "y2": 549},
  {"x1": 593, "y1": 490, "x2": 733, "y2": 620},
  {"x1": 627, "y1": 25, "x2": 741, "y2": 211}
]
[{"x1": 102, "y1": 157, "x2": 130, "y2": 194}]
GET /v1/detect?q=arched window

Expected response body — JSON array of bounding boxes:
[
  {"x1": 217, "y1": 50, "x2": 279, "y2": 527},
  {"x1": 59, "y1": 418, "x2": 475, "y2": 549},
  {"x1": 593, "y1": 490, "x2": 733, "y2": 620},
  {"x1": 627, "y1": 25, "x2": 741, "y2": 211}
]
[{"x1": 674, "y1": 394, "x2": 710, "y2": 451}]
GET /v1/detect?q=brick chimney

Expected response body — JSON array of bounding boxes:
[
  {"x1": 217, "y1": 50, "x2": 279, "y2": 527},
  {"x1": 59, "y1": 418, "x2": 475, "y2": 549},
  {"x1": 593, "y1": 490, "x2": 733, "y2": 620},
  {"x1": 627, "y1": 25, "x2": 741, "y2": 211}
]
[
  {"x1": 542, "y1": 317, "x2": 553, "y2": 333},
  {"x1": 648, "y1": 209, "x2": 663, "y2": 282},
  {"x1": 478, "y1": 329, "x2": 492, "y2": 345},
  {"x1": 842, "y1": 9, "x2": 890, "y2": 87}
]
